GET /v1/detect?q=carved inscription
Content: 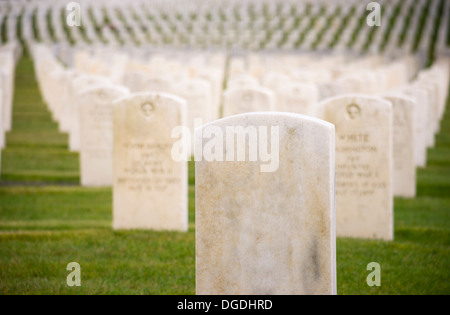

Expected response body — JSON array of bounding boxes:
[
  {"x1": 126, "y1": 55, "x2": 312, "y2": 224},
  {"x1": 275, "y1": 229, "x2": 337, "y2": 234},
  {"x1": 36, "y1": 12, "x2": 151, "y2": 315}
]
[
  {"x1": 335, "y1": 133, "x2": 387, "y2": 197},
  {"x1": 116, "y1": 142, "x2": 180, "y2": 193},
  {"x1": 320, "y1": 96, "x2": 393, "y2": 240}
]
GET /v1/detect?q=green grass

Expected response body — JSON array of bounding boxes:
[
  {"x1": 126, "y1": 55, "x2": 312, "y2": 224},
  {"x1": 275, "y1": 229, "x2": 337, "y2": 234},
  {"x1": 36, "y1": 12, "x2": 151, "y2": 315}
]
[
  {"x1": 0, "y1": 56, "x2": 449, "y2": 294},
  {"x1": 1, "y1": 57, "x2": 79, "y2": 184},
  {"x1": 0, "y1": 228, "x2": 195, "y2": 294}
]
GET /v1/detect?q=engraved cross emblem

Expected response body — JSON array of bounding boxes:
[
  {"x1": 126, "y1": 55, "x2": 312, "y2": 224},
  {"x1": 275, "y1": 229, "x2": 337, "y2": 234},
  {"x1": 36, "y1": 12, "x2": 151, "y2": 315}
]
[
  {"x1": 346, "y1": 103, "x2": 361, "y2": 120},
  {"x1": 141, "y1": 102, "x2": 155, "y2": 119}
]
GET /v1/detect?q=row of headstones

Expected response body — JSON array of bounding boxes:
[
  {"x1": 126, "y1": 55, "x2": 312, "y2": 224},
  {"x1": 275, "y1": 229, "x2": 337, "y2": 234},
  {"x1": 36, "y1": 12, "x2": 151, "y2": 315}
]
[
  {"x1": 31, "y1": 45, "x2": 226, "y2": 161},
  {"x1": 34, "y1": 43, "x2": 444, "y2": 198},
  {"x1": 226, "y1": 53, "x2": 418, "y2": 96},
  {"x1": 197, "y1": 86, "x2": 447, "y2": 294},
  {"x1": 224, "y1": 57, "x2": 450, "y2": 197},
  {"x1": 32, "y1": 45, "x2": 450, "y2": 294},
  {"x1": 81, "y1": 53, "x2": 446, "y2": 238},
  {"x1": 76, "y1": 48, "x2": 424, "y2": 124},
  {"x1": 114, "y1": 0, "x2": 441, "y2": 54},
  {"x1": 0, "y1": 42, "x2": 20, "y2": 177},
  {"x1": 52, "y1": 91, "x2": 450, "y2": 294},
  {"x1": 5, "y1": 0, "x2": 447, "y2": 55},
  {"x1": 349, "y1": 0, "x2": 419, "y2": 54},
  {"x1": 35, "y1": 46, "x2": 403, "y2": 154},
  {"x1": 2, "y1": 1, "x2": 133, "y2": 47},
  {"x1": 77, "y1": 47, "x2": 229, "y2": 129},
  {"x1": 33, "y1": 43, "x2": 448, "y2": 210},
  {"x1": 224, "y1": 53, "x2": 415, "y2": 116},
  {"x1": 231, "y1": 51, "x2": 424, "y2": 82},
  {"x1": 32, "y1": 44, "x2": 450, "y2": 200},
  {"x1": 111, "y1": 81, "x2": 448, "y2": 295},
  {"x1": 140, "y1": 0, "x2": 438, "y2": 54}
]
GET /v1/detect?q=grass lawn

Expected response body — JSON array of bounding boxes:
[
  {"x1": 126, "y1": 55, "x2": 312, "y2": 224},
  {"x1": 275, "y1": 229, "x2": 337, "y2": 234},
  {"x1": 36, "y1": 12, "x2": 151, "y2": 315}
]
[
  {"x1": 0, "y1": 56, "x2": 449, "y2": 294},
  {"x1": 1, "y1": 58, "x2": 79, "y2": 184}
]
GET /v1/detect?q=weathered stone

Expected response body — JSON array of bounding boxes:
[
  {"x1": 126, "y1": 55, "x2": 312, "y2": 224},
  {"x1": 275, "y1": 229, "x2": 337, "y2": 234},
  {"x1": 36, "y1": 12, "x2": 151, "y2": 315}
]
[
  {"x1": 79, "y1": 85, "x2": 129, "y2": 187},
  {"x1": 196, "y1": 112, "x2": 336, "y2": 294},
  {"x1": 384, "y1": 95, "x2": 416, "y2": 198},
  {"x1": 318, "y1": 95, "x2": 393, "y2": 240},
  {"x1": 113, "y1": 93, "x2": 188, "y2": 231}
]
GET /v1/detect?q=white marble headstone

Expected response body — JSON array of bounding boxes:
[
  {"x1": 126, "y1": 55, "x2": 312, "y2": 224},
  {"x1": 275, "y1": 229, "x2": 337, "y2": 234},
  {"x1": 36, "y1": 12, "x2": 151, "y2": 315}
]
[
  {"x1": 79, "y1": 85, "x2": 129, "y2": 187},
  {"x1": 195, "y1": 67, "x2": 224, "y2": 121},
  {"x1": 337, "y1": 74, "x2": 366, "y2": 94},
  {"x1": 384, "y1": 95, "x2": 416, "y2": 198},
  {"x1": 196, "y1": 112, "x2": 336, "y2": 294},
  {"x1": 46, "y1": 69, "x2": 66, "y2": 123},
  {"x1": 412, "y1": 82, "x2": 438, "y2": 148},
  {"x1": 59, "y1": 70, "x2": 79, "y2": 133},
  {"x1": 318, "y1": 82, "x2": 345, "y2": 101},
  {"x1": 176, "y1": 78, "x2": 213, "y2": 131},
  {"x1": 0, "y1": 90, "x2": 4, "y2": 149},
  {"x1": 276, "y1": 82, "x2": 319, "y2": 115},
  {"x1": 69, "y1": 75, "x2": 111, "y2": 152},
  {"x1": 0, "y1": 90, "x2": 3, "y2": 175},
  {"x1": 400, "y1": 86, "x2": 429, "y2": 167},
  {"x1": 0, "y1": 52, "x2": 15, "y2": 132},
  {"x1": 318, "y1": 95, "x2": 393, "y2": 240},
  {"x1": 223, "y1": 87, "x2": 275, "y2": 117},
  {"x1": 144, "y1": 75, "x2": 174, "y2": 94},
  {"x1": 113, "y1": 92, "x2": 188, "y2": 231}
]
